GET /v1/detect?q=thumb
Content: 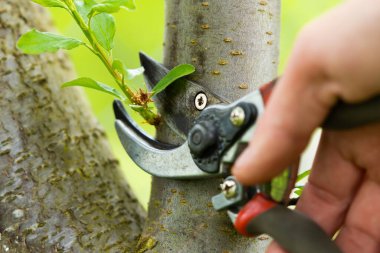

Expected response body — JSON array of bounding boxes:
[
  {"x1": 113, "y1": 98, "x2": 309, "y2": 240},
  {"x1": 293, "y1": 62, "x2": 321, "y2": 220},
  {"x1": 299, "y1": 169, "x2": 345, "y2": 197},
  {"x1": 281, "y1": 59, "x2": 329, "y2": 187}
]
[{"x1": 232, "y1": 67, "x2": 339, "y2": 185}]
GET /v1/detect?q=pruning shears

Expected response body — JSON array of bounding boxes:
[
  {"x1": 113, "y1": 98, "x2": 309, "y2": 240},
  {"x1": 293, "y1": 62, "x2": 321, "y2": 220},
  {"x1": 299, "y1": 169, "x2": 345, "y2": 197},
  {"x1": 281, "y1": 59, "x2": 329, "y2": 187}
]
[{"x1": 113, "y1": 53, "x2": 380, "y2": 253}]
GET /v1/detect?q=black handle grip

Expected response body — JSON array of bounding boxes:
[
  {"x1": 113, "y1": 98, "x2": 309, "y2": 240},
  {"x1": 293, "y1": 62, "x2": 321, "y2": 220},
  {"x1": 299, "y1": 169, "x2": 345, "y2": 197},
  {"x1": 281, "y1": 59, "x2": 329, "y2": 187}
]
[
  {"x1": 261, "y1": 79, "x2": 380, "y2": 130},
  {"x1": 246, "y1": 205, "x2": 342, "y2": 253},
  {"x1": 323, "y1": 95, "x2": 380, "y2": 129}
]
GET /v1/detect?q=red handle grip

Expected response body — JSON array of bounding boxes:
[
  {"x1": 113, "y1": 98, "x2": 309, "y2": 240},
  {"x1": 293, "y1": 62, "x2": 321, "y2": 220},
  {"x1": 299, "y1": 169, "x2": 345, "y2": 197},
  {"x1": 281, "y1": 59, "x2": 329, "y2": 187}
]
[
  {"x1": 234, "y1": 194, "x2": 342, "y2": 253},
  {"x1": 234, "y1": 193, "x2": 276, "y2": 236}
]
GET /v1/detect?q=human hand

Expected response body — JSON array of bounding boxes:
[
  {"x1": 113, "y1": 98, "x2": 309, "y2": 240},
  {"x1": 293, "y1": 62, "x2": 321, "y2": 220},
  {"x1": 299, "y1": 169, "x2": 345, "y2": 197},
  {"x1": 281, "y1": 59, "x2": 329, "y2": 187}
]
[{"x1": 232, "y1": 0, "x2": 380, "y2": 252}]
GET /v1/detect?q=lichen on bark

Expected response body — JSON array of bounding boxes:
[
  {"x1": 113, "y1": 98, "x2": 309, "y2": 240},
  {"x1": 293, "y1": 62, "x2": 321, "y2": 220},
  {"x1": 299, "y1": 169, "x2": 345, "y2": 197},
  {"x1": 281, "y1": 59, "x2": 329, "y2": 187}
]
[{"x1": 0, "y1": 1, "x2": 145, "y2": 252}]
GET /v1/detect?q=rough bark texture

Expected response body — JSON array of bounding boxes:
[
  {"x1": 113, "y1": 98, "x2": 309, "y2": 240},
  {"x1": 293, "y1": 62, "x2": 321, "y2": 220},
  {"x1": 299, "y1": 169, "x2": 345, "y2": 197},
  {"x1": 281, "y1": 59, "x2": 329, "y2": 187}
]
[
  {"x1": 0, "y1": 1, "x2": 145, "y2": 252},
  {"x1": 138, "y1": 0, "x2": 281, "y2": 252}
]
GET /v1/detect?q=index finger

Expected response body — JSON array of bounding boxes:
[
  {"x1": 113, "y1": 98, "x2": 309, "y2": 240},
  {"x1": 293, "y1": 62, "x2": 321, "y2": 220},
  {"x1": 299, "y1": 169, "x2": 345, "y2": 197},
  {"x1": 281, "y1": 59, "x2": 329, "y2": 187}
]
[{"x1": 232, "y1": 43, "x2": 339, "y2": 185}]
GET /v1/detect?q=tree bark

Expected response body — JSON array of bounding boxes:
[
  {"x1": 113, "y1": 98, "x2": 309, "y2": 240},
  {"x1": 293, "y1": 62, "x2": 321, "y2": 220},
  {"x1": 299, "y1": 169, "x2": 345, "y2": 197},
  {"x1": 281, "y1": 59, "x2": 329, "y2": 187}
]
[
  {"x1": 0, "y1": 1, "x2": 145, "y2": 252},
  {"x1": 138, "y1": 0, "x2": 280, "y2": 252}
]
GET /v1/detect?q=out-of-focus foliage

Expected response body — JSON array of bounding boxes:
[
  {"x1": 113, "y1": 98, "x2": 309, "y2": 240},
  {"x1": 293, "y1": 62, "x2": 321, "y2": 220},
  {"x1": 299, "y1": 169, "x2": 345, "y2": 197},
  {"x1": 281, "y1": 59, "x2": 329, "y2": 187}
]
[
  {"x1": 49, "y1": 0, "x2": 341, "y2": 208},
  {"x1": 280, "y1": 0, "x2": 342, "y2": 71}
]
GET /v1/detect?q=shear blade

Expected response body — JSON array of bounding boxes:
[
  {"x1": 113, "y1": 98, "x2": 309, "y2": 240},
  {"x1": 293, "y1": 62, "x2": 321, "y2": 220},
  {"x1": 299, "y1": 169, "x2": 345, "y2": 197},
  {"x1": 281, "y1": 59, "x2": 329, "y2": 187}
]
[
  {"x1": 113, "y1": 100, "x2": 175, "y2": 150},
  {"x1": 114, "y1": 100, "x2": 214, "y2": 179},
  {"x1": 139, "y1": 52, "x2": 228, "y2": 139}
]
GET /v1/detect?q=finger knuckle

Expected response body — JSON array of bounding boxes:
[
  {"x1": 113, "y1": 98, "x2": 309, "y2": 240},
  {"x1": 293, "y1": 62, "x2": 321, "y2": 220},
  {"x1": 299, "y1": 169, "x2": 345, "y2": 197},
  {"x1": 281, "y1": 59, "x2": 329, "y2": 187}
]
[{"x1": 293, "y1": 23, "x2": 325, "y2": 69}]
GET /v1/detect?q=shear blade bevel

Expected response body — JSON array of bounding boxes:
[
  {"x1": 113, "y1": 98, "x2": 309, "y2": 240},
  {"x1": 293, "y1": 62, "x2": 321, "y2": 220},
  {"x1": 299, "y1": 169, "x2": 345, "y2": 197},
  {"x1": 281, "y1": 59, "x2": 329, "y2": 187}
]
[
  {"x1": 113, "y1": 100, "x2": 175, "y2": 150},
  {"x1": 139, "y1": 52, "x2": 228, "y2": 139},
  {"x1": 115, "y1": 118, "x2": 218, "y2": 179}
]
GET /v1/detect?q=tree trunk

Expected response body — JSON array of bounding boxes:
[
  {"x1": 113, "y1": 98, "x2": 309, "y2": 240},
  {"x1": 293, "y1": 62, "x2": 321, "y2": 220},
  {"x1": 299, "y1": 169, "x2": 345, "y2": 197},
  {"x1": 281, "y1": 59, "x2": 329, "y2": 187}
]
[
  {"x1": 0, "y1": 1, "x2": 145, "y2": 252},
  {"x1": 138, "y1": 0, "x2": 280, "y2": 252}
]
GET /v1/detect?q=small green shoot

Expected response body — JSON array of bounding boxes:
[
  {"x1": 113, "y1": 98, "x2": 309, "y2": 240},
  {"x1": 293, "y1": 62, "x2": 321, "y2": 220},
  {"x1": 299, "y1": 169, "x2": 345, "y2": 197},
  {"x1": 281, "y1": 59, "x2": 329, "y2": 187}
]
[
  {"x1": 293, "y1": 169, "x2": 311, "y2": 197},
  {"x1": 18, "y1": 0, "x2": 195, "y2": 126},
  {"x1": 294, "y1": 186, "x2": 304, "y2": 197},
  {"x1": 297, "y1": 170, "x2": 311, "y2": 182}
]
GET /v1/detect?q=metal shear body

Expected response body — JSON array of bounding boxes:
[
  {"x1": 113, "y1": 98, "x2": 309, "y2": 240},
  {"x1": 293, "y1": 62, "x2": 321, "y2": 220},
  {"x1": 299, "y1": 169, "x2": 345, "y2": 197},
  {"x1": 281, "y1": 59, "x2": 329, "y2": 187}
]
[{"x1": 114, "y1": 53, "x2": 380, "y2": 253}]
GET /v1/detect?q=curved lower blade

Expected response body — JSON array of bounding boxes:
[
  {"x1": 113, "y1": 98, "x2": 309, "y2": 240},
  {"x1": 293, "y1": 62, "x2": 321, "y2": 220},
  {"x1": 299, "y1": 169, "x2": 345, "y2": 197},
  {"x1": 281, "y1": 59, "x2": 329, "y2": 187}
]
[{"x1": 115, "y1": 119, "x2": 218, "y2": 179}]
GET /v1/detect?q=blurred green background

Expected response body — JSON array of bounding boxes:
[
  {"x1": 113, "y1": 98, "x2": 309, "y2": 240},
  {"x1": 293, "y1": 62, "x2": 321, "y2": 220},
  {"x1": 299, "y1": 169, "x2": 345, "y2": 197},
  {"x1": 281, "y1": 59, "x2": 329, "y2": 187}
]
[{"x1": 49, "y1": 0, "x2": 341, "y2": 209}]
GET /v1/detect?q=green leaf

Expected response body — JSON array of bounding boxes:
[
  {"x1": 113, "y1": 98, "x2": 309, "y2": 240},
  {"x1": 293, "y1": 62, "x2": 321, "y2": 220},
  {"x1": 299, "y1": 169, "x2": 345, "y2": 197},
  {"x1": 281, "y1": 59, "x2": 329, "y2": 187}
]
[
  {"x1": 270, "y1": 169, "x2": 289, "y2": 202},
  {"x1": 296, "y1": 169, "x2": 311, "y2": 182},
  {"x1": 112, "y1": 59, "x2": 144, "y2": 80},
  {"x1": 151, "y1": 64, "x2": 195, "y2": 95},
  {"x1": 74, "y1": 0, "x2": 115, "y2": 51},
  {"x1": 91, "y1": 13, "x2": 115, "y2": 51},
  {"x1": 88, "y1": 0, "x2": 136, "y2": 17},
  {"x1": 17, "y1": 29, "x2": 84, "y2": 54},
  {"x1": 294, "y1": 186, "x2": 304, "y2": 197},
  {"x1": 62, "y1": 77, "x2": 125, "y2": 100},
  {"x1": 89, "y1": 3, "x2": 120, "y2": 16},
  {"x1": 105, "y1": 0, "x2": 136, "y2": 10},
  {"x1": 31, "y1": 0, "x2": 67, "y2": 8},
  {"x1": 75, "y1": 0, "x2": 97, "y2": 23}
]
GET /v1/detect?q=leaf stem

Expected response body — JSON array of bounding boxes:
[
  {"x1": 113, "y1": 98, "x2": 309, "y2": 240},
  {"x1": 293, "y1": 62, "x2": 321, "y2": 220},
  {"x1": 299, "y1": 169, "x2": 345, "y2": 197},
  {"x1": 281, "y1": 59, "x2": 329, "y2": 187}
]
[
  {"x1": 62, "y1": 0, "x2": 160, "y2": 125},
  {"x1": 83, "y1": 43, "x2": 97, "y2": 55},
  {"x1": 67, "y1": 2, "x2": 131, "y2": 97}
]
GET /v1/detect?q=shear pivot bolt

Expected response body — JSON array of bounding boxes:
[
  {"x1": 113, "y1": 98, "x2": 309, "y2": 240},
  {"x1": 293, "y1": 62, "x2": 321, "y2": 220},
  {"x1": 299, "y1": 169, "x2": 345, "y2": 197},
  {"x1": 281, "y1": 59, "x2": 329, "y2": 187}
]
[
  {"x1": 230, "y1": 106, "x2": 245, "y2": 126},
  {"x1": 195, "y1": 92, "x2": 208, "y2": 110},
  {"x1": 220, "y1": 179, "x2": 237, "y2": 199},
  {"x1": 188, "y1": 122, "x2": 217, "y2": 157}
]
